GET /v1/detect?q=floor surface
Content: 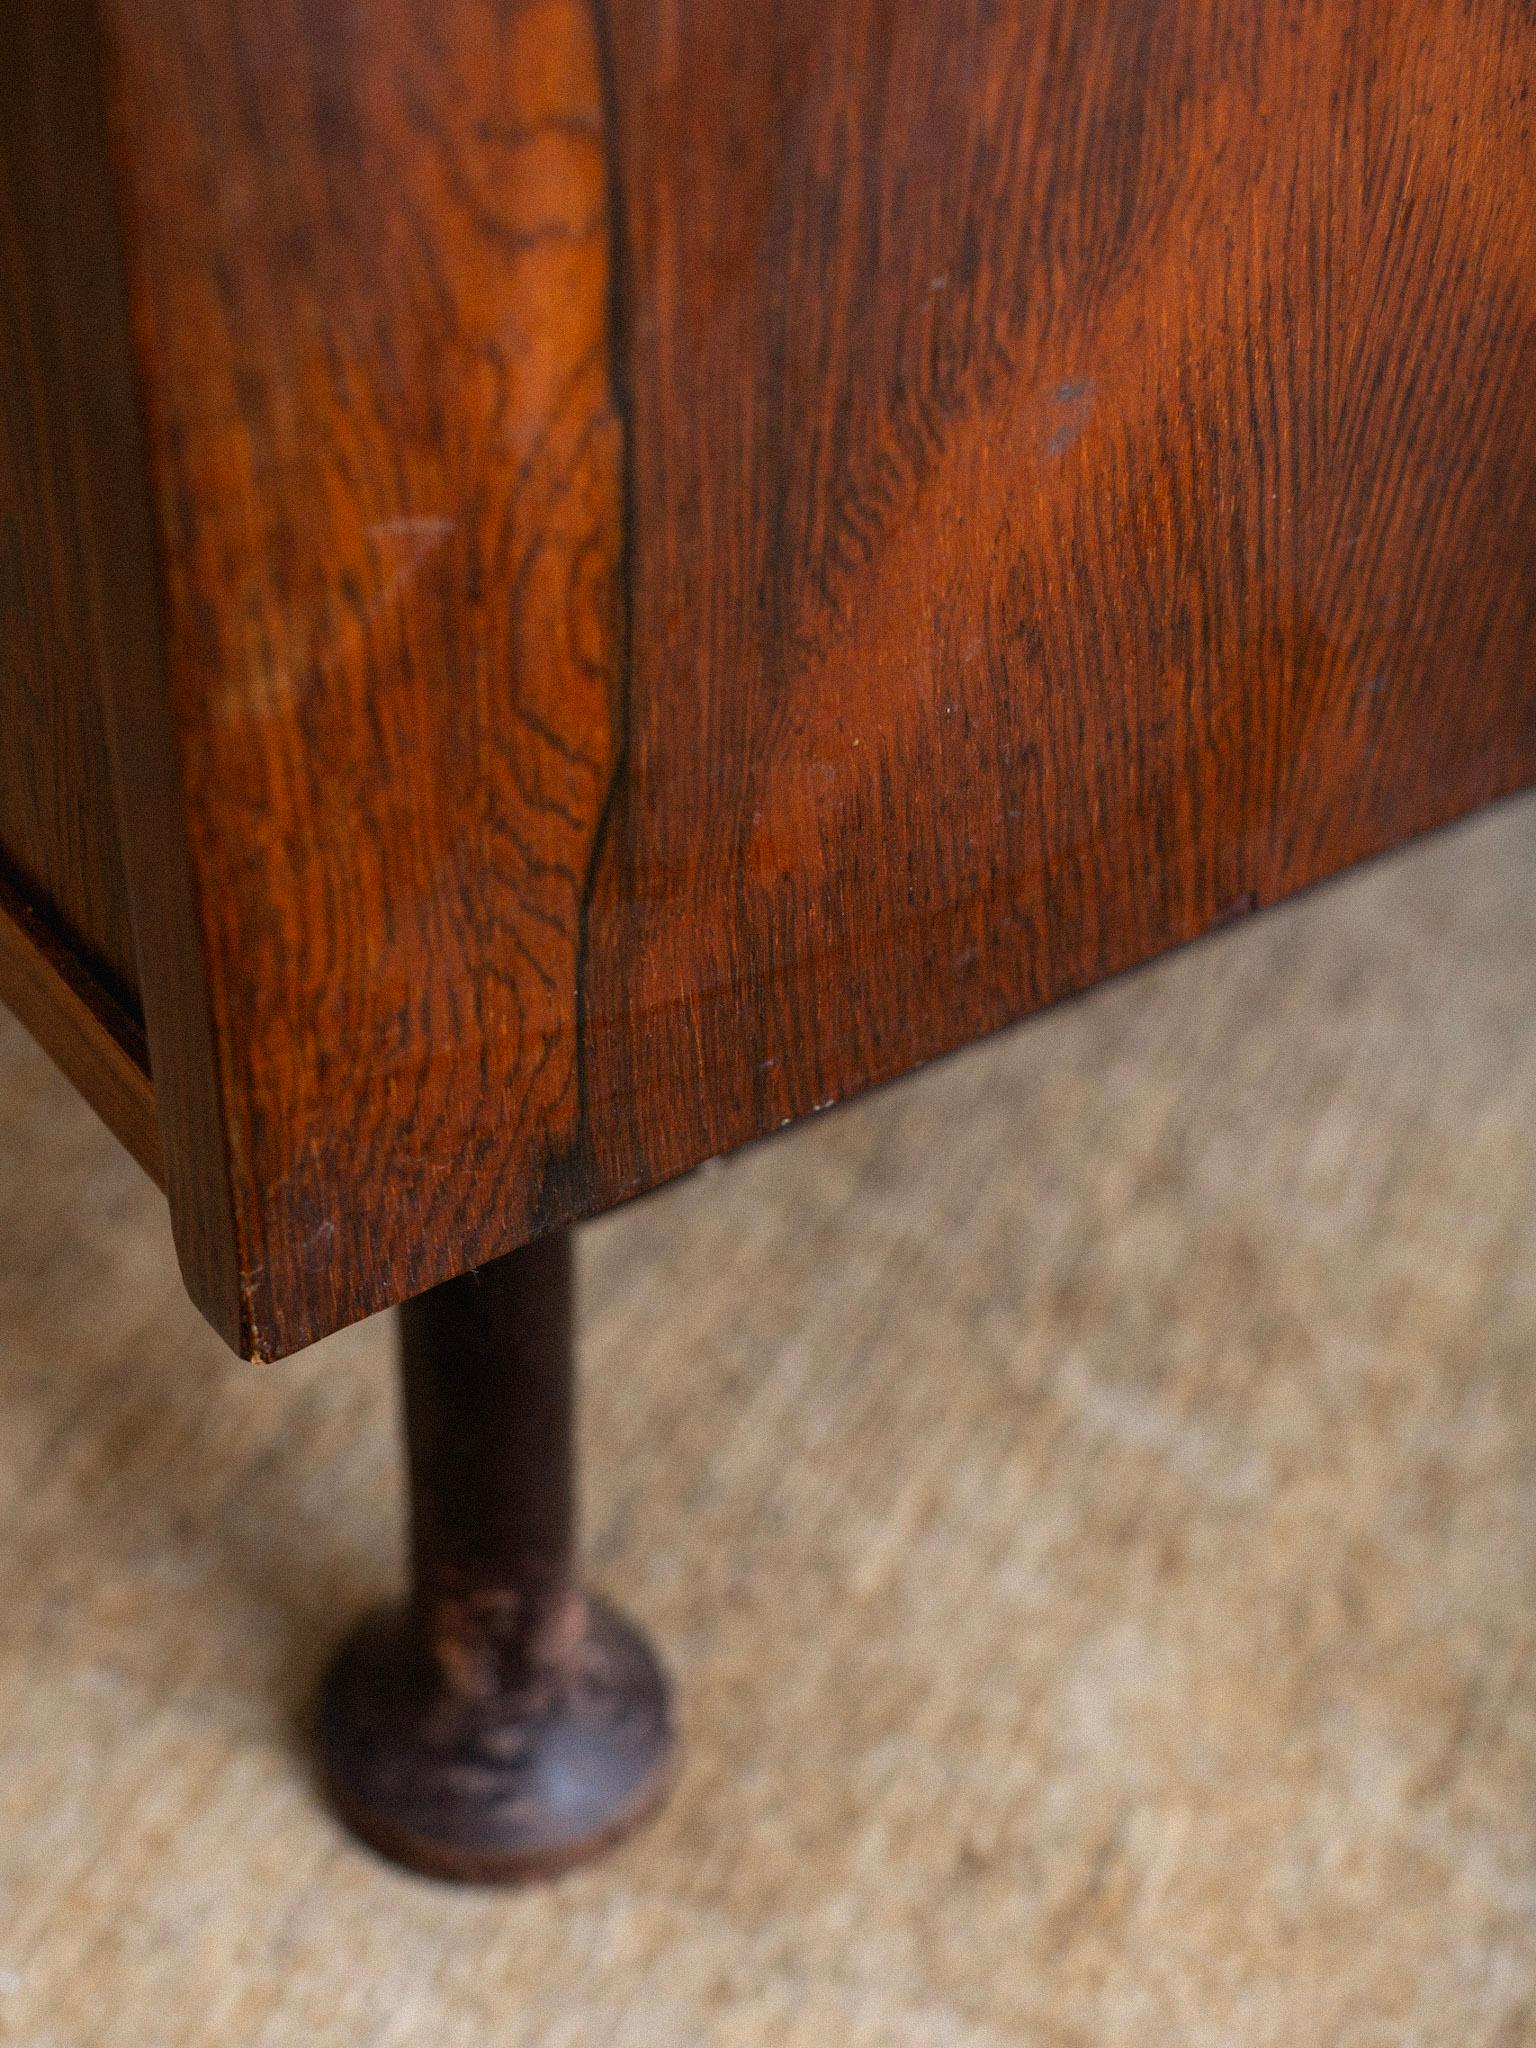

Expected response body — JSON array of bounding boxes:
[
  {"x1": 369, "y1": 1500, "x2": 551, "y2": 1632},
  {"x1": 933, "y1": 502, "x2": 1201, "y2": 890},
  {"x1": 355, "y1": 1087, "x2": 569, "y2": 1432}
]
[{"x1": 1, "y1": 798, "x2": 1533, "y2": 2046}]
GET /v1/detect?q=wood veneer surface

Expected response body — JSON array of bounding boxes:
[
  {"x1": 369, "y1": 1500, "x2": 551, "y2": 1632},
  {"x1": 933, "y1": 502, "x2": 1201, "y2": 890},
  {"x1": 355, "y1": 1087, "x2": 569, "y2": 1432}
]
[
  {"x1": 10, "y1": 0, "x2": 1535, "y2": 1355},
  {"x1": 586, "y1": 0, "x2": 1536, "y2": 1206},
  {"x1": 101, "y1": 0, "x2": 623, "y2": 1354}
]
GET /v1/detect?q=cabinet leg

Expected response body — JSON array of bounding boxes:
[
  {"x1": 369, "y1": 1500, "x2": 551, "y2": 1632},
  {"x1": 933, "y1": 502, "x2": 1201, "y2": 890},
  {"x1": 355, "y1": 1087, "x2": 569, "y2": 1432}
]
[{"x1": 318, "y1": 1231, "x2": 675, "y2": 1883}]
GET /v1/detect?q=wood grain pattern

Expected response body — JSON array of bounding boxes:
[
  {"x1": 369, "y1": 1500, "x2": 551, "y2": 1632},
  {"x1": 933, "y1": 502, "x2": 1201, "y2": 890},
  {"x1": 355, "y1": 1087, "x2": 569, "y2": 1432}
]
[
  {"x1": 99, "y1": 0, "x2": 623, "y2": 1355},
  {"x1": 581, "y1": 0, "x2": 1536, "y2": 1207},
  {"x1": 1, "y1": 0, "x2": 250, "y2": 1344},
  {"x1": 0, "y1": 863, "x2": 161, "y2": 1181},
  {"x1": 7, "y1": 0, "x2": 1534, "y2": 1358},
  {"x1": 1, "y1": 0, "x2": 148, "y2": 1006}
]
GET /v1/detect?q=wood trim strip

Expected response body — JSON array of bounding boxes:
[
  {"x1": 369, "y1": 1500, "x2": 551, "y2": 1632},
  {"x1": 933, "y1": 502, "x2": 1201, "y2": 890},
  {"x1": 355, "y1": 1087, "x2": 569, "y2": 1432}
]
[{"x1": 0, "y1": 866, "x2": 163, "y2": 1184}]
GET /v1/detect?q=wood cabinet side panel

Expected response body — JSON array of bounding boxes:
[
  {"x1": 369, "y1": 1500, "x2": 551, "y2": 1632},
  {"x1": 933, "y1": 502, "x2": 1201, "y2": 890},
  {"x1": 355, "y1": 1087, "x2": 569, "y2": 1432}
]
[{"x1": 102, "y1": 0, "x2": 625, "y2": 1355}]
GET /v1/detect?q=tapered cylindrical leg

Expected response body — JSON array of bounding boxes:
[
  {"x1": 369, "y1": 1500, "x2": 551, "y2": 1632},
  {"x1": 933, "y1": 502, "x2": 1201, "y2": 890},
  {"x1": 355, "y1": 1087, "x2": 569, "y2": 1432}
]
[{"x1": 318, "y1": 1232, "x2": 674, "y2": 1882}]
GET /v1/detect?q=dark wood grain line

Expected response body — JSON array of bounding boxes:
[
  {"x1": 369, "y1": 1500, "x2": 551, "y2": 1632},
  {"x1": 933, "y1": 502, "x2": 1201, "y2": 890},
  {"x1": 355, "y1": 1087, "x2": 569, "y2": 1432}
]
[{"x1": 534, "y1": 0, "x2": 635, "y2": 1233}]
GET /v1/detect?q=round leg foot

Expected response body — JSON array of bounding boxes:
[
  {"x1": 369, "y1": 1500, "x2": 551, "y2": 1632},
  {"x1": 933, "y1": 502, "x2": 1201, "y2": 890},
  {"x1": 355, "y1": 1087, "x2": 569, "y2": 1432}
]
[{"x1": 319, "y1": 1597, "x2": 675, "y2": 1883}]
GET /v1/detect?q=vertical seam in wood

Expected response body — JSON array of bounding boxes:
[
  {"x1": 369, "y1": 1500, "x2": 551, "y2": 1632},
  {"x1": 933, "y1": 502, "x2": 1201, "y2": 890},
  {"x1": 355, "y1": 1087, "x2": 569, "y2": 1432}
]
[{"x1": 539, "y1": 0, "x2": 634, "y2": 1231}]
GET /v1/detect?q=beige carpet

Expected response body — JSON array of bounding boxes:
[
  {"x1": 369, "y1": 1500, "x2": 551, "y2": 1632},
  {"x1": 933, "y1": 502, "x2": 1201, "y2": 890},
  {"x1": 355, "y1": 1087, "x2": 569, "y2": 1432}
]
[{"x1": 1, "y1": 799, "x2": 1533, "y2": 2048}]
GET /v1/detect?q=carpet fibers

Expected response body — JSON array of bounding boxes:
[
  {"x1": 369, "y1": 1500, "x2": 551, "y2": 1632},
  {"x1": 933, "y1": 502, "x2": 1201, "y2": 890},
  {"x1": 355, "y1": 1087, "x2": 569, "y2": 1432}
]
[{"x1": 1, "y1": 798, "x2": 1533, "y2": 2046}]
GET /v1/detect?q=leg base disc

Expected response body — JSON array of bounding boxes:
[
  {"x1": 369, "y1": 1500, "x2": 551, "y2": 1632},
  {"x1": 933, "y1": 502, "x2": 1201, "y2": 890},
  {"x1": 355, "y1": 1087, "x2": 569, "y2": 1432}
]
[{"x1": 319, "y1": 1597, "x2": 675, "y2": 1884}]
